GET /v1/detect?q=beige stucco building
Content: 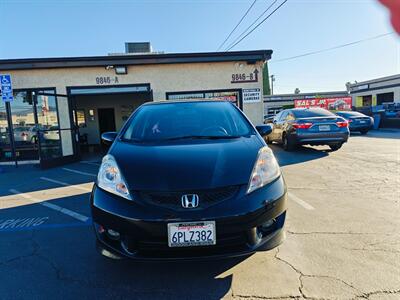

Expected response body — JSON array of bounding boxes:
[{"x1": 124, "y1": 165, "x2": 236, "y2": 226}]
[
  {"x1": 0, "y1": 49, "x2": 272, "y2": 167},
  {"x1": 349, "y1": 74, "x2": 400, "y2": 107}
]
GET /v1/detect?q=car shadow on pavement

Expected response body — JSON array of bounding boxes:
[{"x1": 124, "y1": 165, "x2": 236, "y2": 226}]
[
  {"x1": 269, "y1": 144, "x2": 329, "y2": 167},
  {"x1": 93, "y1": 255, "x2": 245, "y2": 299},
  {"x1": 0, "y1": 197, "x2": 247, "y2": 299}
]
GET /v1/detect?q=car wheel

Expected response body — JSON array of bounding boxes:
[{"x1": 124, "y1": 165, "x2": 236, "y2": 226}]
[
  {"x1": 329, "y1": 143, "x2": 343, "y2": 151},
  {"x1": 360, "y1": 129, "x2": 368, "y2": 135},
  {"x1": 282, "y1": 134, "x2": 296, "y2": 151}
]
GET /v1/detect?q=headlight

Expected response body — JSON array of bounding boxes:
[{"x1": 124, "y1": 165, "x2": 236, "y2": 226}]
[
  {"x1": 247, "y1": 146, "x2": 281, "y2": 194},
  {"x1": 97, "y1": 154, "x2": 132, "y2": 200}
]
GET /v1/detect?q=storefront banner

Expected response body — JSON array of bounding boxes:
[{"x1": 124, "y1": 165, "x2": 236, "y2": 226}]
[{"x1": 294, "y1": 96, "x2": 352, "y2": 111}]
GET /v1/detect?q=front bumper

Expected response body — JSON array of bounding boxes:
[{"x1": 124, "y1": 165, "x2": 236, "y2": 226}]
[{"x1": 91, "y1": 176, "x2": 287, "y2": 260}]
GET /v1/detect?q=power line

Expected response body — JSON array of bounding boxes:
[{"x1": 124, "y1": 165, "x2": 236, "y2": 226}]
[
  {"x1": 226, "y1": 0, "x2": 288, "y2": 51},
  {"x1": 224, "y1": 0, "x2": 279, "y2": 51},
  {"x1": 272, "y1": 32, "x2": 395, "y2": 63},
  {"x1": 216, "y1": 0, "x2": 258, "y2": 51}
]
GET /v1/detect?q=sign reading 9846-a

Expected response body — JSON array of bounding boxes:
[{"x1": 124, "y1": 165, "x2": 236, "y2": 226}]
[{"x1": 95, "y1": 76, "x2": 119, "y2": 85}]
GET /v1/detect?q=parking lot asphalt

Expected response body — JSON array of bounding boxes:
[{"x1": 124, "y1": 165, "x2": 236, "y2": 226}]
[{"x1": 0, "y1": 129, "x2": 399, "y2": 300}]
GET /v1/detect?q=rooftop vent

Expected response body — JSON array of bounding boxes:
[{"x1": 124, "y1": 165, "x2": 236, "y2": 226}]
[{"x1": 125, "y1": 42, "x2": 152, "y2": 54}]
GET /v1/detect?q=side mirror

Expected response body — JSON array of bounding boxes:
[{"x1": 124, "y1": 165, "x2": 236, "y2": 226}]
[
  {"x1": 101, "y1": 132, "x2": 118, "y2": 146},
  {"x1": 256, "y1": 124, "x2": 273, "y2": 137}
]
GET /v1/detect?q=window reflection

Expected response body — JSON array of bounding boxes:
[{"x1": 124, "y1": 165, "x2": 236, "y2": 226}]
[
  {"x1": 0, "y1": 89, "x2": 63, "y2": 162},
  {"x1": 0, "y1": 101, "x2": 10, "y2": 161}
]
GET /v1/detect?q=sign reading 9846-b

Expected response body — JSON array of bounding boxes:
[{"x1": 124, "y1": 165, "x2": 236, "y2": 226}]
[{"x1": 0, "y1": 74, "x2": 14, "y2": 103}]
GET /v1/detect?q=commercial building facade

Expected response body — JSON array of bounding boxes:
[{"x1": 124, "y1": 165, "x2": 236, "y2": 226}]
[
  {"x1": 0, "y1": 49, "x2": 271, "y2": 167},
  {"x1": 348, "y1": 74, "x2": 400, "y2": 107},
  {"x1": 263, "y1": 91, "x2": 349, "y2": 117}
]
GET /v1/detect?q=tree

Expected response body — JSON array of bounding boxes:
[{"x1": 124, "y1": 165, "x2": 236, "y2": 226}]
[
  {"x1": 294, "y1": 88, "x2": 300, "y2": 94},
  {"x1": 262, "y1": 63, "x2": 271, "y2": 95}
]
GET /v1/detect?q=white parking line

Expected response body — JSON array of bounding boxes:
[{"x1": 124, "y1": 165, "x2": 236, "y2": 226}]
[
  {"x1": 40, "y1": 177, "x2": 93, "y2": 192},
  {"x1": 62, "y1": 168, "x2": 97, "y2": 177},
  {"x1": 9, "y1": 189, "x2": 89, "y2": 222},
  {"x1": 288, "y1": 192, "x2": 315, "y2": 210}
]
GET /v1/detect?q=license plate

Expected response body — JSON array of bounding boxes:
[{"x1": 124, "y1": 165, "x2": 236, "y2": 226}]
[
  {"x1": 319, "y1": 125, "x2": 330, "y2": 131},
  {"x1": 359, "y1": 120, "x2": 366, "y2": 124},
  {"x1": 167, "y1": 221, "x2": 216, "y2": 247}
]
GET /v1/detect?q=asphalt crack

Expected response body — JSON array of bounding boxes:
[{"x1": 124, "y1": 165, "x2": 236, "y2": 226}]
[
  {"x1": 274, "y1": 247, "x2": 364, "y2": 300},
  {"x1": 0, "y1": 232, "x2": 39, "y2": 266},
  {"x1": 287, "y1": 231, "x2": 396, "y2": 236}
]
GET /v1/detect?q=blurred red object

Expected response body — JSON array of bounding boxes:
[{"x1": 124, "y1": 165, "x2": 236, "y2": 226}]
[{"x1": 379, "y1": 0, "x2": 400, "y2": 34}]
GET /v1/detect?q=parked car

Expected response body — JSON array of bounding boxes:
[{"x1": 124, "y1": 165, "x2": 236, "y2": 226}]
[
  {"x1": 264, "y1": 115, "x2": 274, "y2": 124},
  {"x1": 336, "y1": 111, "x2": 373, "y2": 134},
  {"x1": 266, "y1": 108, "x2": 349, "y2": 151},
  {"x1": 42, "y1": 126, "x2": 60, "y2": 142},
  {"x1": 13, "y1": 126, "x2": 30, "y2": 142},
  {"x1": 91, "y1": 100, "x2": 287, "y2": 260}
]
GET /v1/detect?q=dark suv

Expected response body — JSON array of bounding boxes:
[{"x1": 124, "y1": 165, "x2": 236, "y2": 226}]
[{"x1": 266, "y1": 108, "x2": 350, "y2": 151}]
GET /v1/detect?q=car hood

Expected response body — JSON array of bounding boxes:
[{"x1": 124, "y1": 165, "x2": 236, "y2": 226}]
[{"x1": 110, "y1": 137, "x2": 263, "y2": 191}]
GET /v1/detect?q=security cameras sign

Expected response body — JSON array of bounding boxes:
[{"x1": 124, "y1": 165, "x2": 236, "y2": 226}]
[
  {"x1": 0, "y1": 74, "x2": 13, "y2": 103},
  {"x1": 243, "y1": 88, "x2": 261, "y2": 103}
]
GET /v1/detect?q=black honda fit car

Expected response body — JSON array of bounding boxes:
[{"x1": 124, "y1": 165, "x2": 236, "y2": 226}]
[{"x1": 91, "y1": 100, "x2": 287, "y2": 260}]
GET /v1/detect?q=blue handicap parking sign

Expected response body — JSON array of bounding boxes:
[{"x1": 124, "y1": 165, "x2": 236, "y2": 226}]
[{"x1": 0, "y1": 74, "x2": 14, "y2": 102}]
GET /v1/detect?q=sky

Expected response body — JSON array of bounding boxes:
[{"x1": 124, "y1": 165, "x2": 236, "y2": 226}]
[{"x1": 0, "y1": 0, "x2": 399, "y2": 94}]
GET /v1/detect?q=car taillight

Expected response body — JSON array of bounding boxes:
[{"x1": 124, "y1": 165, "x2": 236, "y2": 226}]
[
  {"x1": 347, "y1": 119, "x2": 353, "y2": 123},
  {"x1": 293, "y1": 123, "x2": 312, "y2": 129},
  {"x1": 336, "y1": 121, "x2": 348, "y2": 128}
]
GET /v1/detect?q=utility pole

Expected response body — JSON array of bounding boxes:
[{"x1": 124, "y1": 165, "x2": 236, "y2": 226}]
[{"x1": 270, "y1": 75, "x2": 275, "y2": 95}]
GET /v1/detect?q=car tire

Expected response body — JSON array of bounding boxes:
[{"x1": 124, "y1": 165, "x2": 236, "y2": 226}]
[
  {"x1": 329, "y1": 143, "x2": 343, "y2": 151},
  {"x1": 360, "y1": 129, "x2": 368, "y2": 135},
  {"x1": 282, "y1": 134, "x2": 296, "y2": 151}
]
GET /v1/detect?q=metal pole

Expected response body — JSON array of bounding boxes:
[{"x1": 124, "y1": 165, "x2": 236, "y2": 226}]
[
  {"x1": 270, "y1": 75, "x2": 275, "y2": 95},
  {"x1": 5, "y1": 101, "x2": 17, "y2": 167}
]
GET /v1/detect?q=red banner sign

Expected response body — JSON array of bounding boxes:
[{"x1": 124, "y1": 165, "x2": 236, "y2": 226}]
[{"x1": 294, "y1": 97, "x2": 352, "y2": 111}]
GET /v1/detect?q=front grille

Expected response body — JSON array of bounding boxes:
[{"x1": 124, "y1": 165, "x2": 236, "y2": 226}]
[
  {"x1": 137, "y1": 185, "x2": 240, "y2": 210},
  {"x1": 135, "y1": 231, "x2": 248, "y2": 258}
]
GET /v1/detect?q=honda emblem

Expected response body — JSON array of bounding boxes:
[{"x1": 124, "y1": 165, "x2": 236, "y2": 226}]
[{"x1": 181, "y1": 194, "x2": 199, "y2": 208}]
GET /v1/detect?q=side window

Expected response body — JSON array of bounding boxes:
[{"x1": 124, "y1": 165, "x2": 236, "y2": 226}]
[
  {"x1": 273, "y1": 112, "x2": 282, "y2": 122},
  {"x1": 279, "y1": 111, "x2": 288, "y2": 121},
  {"x1": 286, "y1": 113, "x2": 295, "y2": 121}
]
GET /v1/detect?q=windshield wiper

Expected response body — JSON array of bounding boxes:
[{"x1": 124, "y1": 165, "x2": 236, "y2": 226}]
[{"x1": 162, "y1": 135, "x2": 241, "y2": 141}]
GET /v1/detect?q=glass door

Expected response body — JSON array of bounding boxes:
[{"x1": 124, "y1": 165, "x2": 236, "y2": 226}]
[
  {"x1": 35, "y1": 91, "x2": 78, "y2": 168},
  {"x1": 8, "y1": 91, "x2": 38, "y2": 161}
]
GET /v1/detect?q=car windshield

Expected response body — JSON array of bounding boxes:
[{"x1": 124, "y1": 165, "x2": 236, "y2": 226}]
[
  {"x1": 122, "y1": 101, "x2": 254, "y2": 142},
  {"x1": 292, "y1": 108, "x2": 335, "y2": 118},
  {"x1": 337, "y1": 111, "x2": 365, "y2": 118}
]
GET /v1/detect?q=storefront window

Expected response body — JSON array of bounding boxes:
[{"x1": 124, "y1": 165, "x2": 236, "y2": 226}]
[
  {"x1": 10, "y1": 91, "x2": 38, "y2": 160},
  {"x1": 167, "y1": 90, "x2": 241, "y2": 107},
  {"x1": 0, "y1": 101, "x2": 10, "y2": 161},
  {"x1": 0, "y1": 89, "x2": 62, "y2": 162}
]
